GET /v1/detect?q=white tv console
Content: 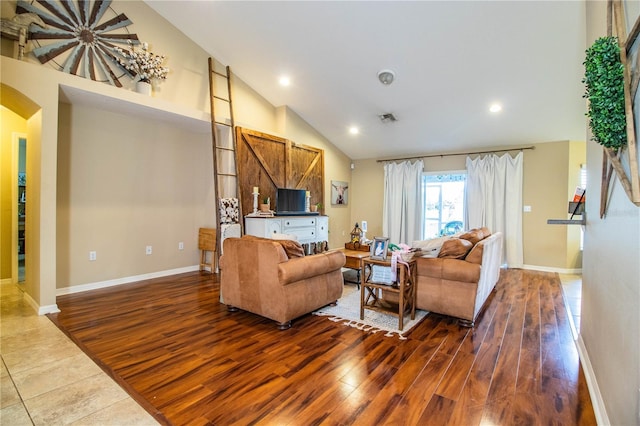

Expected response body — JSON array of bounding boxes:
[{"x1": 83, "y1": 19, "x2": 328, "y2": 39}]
[{"x1": 244, "y1": 215, "x2": 328, "y2": 244}]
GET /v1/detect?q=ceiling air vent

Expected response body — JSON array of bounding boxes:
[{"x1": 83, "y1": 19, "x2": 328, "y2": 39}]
[{"x1": 379, "y1": 113, "x2": 397, "y2": 123}]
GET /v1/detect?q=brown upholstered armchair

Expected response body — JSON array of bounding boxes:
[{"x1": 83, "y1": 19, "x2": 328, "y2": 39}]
[{"x1": 220, "y1": 236, "x2": 345, "y2": 329}]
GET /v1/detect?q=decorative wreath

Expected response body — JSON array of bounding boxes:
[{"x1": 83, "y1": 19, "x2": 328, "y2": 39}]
[{"x1": 583, "y1": 36, "x2": 627, "y2": 149}]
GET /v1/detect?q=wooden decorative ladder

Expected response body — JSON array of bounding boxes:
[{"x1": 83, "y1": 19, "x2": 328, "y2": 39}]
[{"x1": 208, "y1": 58, "x2": 242, "y2": 268}]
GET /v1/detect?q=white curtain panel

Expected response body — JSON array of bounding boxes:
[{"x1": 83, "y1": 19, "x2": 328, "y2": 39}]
[
  {"x1": 465, "y1": 152, "x2": 523, "y2": 268},
  {"x1": 383, "y1": 160, "x2": 424, "y2": 245}
]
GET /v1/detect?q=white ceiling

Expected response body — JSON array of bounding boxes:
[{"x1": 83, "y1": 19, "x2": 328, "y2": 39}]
[{"x1": 146, "y1": 1, "x2": 588, "y2": 160}]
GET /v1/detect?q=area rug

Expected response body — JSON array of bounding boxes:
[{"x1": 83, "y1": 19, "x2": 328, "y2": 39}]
[{"x1": 313, "y1": 287, "x2": 428, "y2": 339}]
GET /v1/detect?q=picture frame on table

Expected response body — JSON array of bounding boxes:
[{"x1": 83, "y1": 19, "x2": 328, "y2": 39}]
[{"x1": 370, "y1": 237, "x2": 389, "y2": 260}]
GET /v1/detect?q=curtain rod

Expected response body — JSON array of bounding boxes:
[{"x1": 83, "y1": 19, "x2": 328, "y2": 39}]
[{"x1": 376, "y1": 146, "x2": 535, "y2": 163}]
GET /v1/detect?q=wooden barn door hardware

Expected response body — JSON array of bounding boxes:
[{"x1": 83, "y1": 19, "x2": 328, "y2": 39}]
[
  {"x1": 600, "y1": 0, "x2": 640, "y2": 217},
  {"x1": 235, "y1": 127, "x2": 325, "y2": 219},
  {"x1": 208, "y1": 59, "x2": 240, "y2": 263}
]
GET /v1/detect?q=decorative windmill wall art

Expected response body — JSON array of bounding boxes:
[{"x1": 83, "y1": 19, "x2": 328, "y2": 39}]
[{"x1": 15, "y1": 0, "x2": 140, "y2": 87}]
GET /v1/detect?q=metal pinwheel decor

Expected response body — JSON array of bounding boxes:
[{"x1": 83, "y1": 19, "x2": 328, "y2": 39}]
[{"x1": 16, "y1": 0, "x2": 139, "y2": 87}]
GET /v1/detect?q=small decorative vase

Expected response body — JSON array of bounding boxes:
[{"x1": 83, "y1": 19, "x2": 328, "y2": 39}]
[
  {"x1": 259, "y1": 204, "x2": 270, "y2": 212},
  {"x1": 135, "y1": 80, "x2": 152, "y2": 96}
]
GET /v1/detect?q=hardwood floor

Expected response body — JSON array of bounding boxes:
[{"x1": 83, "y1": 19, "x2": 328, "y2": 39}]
[{"x1": 48, "y1": 269, "x2": 596, "y2": 425}]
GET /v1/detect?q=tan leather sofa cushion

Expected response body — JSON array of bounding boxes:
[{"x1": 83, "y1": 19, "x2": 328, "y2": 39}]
[
  {"x1": 278, "y1": 251, "x2": 346, "y2": 285},
  {"x1": 416, "y1": 257, "x2": 480, "y2": 283},
  {"x1": 242, "y1": 235, "x2": 304, "y2": 258},
  {"x1": 465, "y1": 239, "x2": 485, "y2": 264},
  {"x1": 438, "y1": 238, "x2": 473, "y2": 259}
]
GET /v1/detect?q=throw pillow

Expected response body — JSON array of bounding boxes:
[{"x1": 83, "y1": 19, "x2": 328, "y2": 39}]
[
  {"x1": 241, "y1": 235, "x2": 304, "y2": 258},
  {"x1": 274, "y1": 239, "x2": 305, "y2": 258},
  {"x1": 437, "y1": 238, "x2": 473, "y2": 259},
  {"x1": 478, "y1": 227, "x2": 491, "y2": 239},
  {"x1": 459, "y1": 229, "x2": 483, "y2": 246}
]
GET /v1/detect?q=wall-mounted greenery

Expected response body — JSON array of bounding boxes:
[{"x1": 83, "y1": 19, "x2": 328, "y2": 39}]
[{"x1": 583, "y1": 36, "x2": 627, "y2": 149}]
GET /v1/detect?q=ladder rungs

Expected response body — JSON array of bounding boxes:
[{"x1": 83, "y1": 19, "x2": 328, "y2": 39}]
[
  {"x1": 209, "y1": 60, "x2": 241, "y2": 244},
  {"x1": 212, "y1": 70, "x2": 229, "y2": 78}
]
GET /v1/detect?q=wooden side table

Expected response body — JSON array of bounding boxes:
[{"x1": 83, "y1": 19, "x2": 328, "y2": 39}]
[
  {"x1": 360, "y1": 257, "x2": 417, "y2": 331},
  {"x1": 337, "y1": 248, "x2": 370, "y2": 287}
]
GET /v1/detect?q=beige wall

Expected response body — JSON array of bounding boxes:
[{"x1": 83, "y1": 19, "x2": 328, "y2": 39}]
[
  {"x1": 523, "y1": 141, "x2": 585, "y2": 270},
  {"x1": 352, "y1": 141, "x2": 585, "y2": 270},
  {"x1": 56, "y1": 103, "x2": 214, "y2": 287},
  {"x1": 350, "y1": 159, "x2": 385, "y2": 239}
]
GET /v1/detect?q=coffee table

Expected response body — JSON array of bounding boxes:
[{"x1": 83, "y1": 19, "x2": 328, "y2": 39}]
[
  {"x1": 337, "y1": 248, "x2": 370, "y2": 287},
  {"x1": 360, "y1": 256, "x2": 417, "y2": 331}
]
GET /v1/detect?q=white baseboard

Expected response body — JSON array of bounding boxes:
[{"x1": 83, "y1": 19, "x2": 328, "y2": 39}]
[
  {"x1": 38, "y1": 304, "x2": 61, "y2": 315},
  {"x1": 576, "y1": 335, "x2": 610, "y2": 425},
  {"x1": 1, "y1": 278, "x2": 13, "y2": 285},
  {"x1": 521, "y1": 264, "x2": 582, "y2": 274},
  {"x1": 19, "y1": 287, "x2": 61, "y2": 315},
  {"x1": 56, "y1": 265, "x2": 200, "y2": 296}
]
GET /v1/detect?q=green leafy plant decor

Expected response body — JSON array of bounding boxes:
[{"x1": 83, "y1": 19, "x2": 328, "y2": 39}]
[{"x1": 583, "y1": 36, "x2": 627, "y2": 149}]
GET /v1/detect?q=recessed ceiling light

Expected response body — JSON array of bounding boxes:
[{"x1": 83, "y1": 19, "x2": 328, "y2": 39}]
[
  {"x1": 489, "y1": 103, "x2": 502, "y2": 113},
  {"x1": 349, "y1": 126, "x2": 359, "y2": 135},
  {"x1": 279, "y1": 76, "x2": 291, "y2": 86}
]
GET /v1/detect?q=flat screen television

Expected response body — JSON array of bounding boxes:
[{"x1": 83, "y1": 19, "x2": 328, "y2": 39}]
[{"x1": 275, "y1": 188, "x2": 315, "y2": 215}]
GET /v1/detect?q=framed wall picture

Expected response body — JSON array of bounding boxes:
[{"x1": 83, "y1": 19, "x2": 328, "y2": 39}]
[
  {"x1": 370, "y1": 237, "x2": 389, "y2": 260},
  {"x1": 331, "y1": 180, "x2": 348, "y2": 205}
]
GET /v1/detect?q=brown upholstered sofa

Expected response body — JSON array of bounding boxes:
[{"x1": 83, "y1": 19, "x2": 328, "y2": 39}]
[
  {"x1": 220, "y1": 235, "x2": 345, "y2": 329},
  {"x1": 412, "y1": 228, "x2": 503, "y2": 326}
]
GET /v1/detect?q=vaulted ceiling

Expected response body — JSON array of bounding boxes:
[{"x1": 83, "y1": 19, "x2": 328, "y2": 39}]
[{"x1": 146, "y1": 0, "x2": 587, "y2": 160}]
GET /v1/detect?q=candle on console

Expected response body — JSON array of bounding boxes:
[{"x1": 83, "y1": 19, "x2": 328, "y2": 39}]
[{"x1": 253, "y1": 187, "x2": 259, "y2": 193}]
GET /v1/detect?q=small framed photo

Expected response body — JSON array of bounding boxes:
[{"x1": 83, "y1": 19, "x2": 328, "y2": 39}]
[{"x1": 370, "y1": 237, "x2": 389, "y2": 260}]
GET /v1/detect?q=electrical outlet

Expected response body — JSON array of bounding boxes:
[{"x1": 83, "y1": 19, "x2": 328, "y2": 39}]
[
  {"x1": 89, "y1": 251, "x2": 97, "y2": 261},
  {"x1": 523, "y1": 205, "x2": 532, "y2": 212},
  {"x1": 178, "y1": 242, "x2": 184, "y2": 250},
  {"x1": 146, "y1": 246, "x2": 152, "y2": 255},
  {"x1": 361, "y1": 221, "x2": 368, "y2": 232}
]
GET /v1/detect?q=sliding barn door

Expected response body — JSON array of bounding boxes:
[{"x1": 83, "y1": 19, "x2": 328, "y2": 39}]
[{"x1": 235, "y1": 127, "x2": 324, "y2": 218}]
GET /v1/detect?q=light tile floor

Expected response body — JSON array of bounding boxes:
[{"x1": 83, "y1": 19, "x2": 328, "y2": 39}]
[
  {"x1": 559, "y1": 273, "x2": 582, "y2": 340},
  {"x1": 0, "y1": 281, "x2": 158, "y2": 426}
]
